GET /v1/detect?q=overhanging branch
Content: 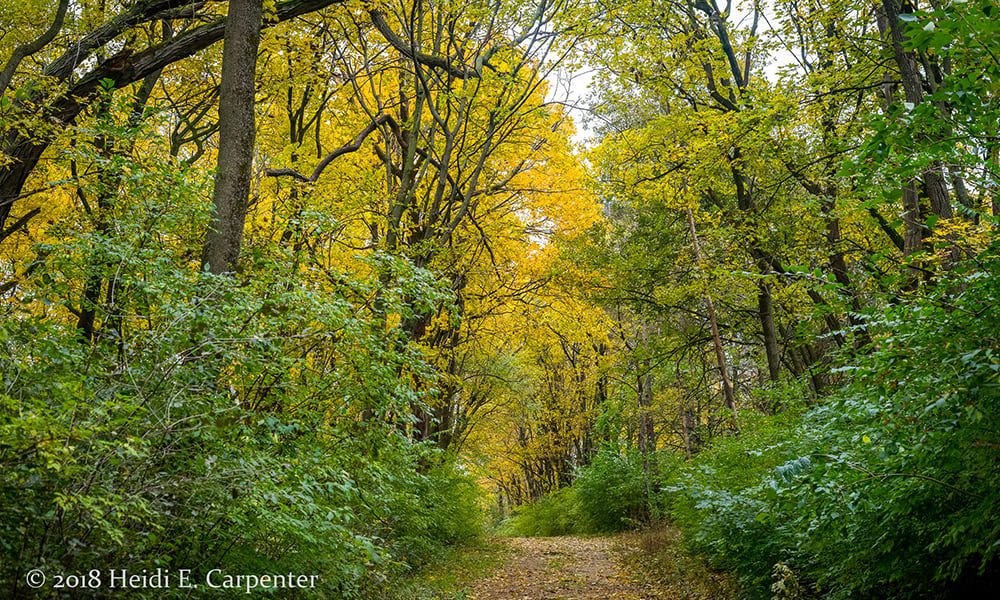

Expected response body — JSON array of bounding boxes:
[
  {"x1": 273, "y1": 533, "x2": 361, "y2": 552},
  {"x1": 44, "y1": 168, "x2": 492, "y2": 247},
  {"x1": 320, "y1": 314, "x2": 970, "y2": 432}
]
[{"x1": 265, "y1": 114, "x2": 400, "y2": 182}]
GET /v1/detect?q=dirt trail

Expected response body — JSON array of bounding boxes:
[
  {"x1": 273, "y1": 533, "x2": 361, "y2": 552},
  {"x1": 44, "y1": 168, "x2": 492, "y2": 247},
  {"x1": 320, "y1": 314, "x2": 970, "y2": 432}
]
[{"x1": 468, "y1": 536, "x2": 666, "y2": 600}]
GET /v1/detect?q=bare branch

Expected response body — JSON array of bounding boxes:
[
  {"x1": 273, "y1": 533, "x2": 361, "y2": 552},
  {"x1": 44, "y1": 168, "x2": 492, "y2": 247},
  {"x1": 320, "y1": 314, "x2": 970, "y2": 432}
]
[
  {"x1": 265, "y1": 113, "x2": 399, "y2": 183},
  {"x1": 368, "y1": 8, "x2": 475, "y2": 79}
]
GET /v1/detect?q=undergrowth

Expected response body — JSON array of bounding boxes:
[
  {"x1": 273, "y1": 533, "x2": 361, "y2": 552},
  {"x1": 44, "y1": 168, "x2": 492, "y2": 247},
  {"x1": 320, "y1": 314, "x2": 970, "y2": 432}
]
[{"x1": 661, "y1": 248, "x2": 1000, "y2": 599}]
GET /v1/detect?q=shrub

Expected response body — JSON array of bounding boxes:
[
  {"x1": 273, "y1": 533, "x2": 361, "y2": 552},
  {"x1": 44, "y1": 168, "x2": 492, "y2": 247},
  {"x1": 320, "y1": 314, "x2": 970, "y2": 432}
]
[
  {"x1": 0, "y1": 147, "x2": 478, "y2": 597},
  {"x1": 372, "y1": 458, "x2": 485, "y2": 568},
  {"x1": 498, "y1": 486, "x2": 593, "y2": 536},
  {"x1": 574, "y1": 446, "x2": 654, "y2": 532}
]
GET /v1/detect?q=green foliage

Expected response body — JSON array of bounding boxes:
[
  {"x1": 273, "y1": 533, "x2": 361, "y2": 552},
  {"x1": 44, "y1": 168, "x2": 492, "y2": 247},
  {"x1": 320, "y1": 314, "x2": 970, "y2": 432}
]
[
  {"x1": 0, "y1": 140, "x2": 482, "y2": 598},
  {"x1": 664, "y1": 247, "x2": 1000, "y2": 599},
  {"x1": 848, "y1": 0, "x2": 1000, "y2": 220},
  {"x1": 499, "y1": 446, "x2": 660, "y2": 536},
  {"x1": 573, "y1": 447, "x2": 653, "y2": 532},
  {"x1": 498, "y1": 487, "x2": 593, "y2": 537},
  {"x1": 660, "y1": 407, "x2": 808, "y2": 597},
  {"x1": 372, "y1": 459, "x2": 485, "y2": 569}
]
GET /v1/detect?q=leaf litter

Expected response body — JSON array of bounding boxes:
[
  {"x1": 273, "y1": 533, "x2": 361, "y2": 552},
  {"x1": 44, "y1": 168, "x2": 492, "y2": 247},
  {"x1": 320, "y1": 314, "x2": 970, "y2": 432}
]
[{"x1": 468, "y1": 535, "x2": 680, "y2": 600}]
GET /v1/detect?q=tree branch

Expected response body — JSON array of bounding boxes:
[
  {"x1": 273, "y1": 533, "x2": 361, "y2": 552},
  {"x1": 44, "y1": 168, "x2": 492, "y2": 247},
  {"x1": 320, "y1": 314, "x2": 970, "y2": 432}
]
[
  {"x1": 1, "y1": 0, "x2": 348, "y2": 232},
  {"x1": 368, "y1": 8, "x2": 475, "y2": 79},
  {"x1": 0, "y1": 207, "x2": 40, "y2": 244},
  {"x1": 265, "y1": 114, "x2": 398, "y2": 182},
  {"x1": 0, "y1": 0, "x2": 69, "y2": 95}
]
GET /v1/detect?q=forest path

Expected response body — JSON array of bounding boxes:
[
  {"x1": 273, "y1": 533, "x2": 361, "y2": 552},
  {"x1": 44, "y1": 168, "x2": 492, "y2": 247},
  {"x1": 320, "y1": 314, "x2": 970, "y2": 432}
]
[{"x1": 467, "y1": 536, "x2": 672, "y2": 600}]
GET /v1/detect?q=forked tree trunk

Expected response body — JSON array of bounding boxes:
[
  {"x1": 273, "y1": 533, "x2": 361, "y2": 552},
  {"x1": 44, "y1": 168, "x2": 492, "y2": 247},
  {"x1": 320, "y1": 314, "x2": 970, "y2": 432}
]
[{"x1": 880, "y1": 0, "x2": 954, "y2": 226}]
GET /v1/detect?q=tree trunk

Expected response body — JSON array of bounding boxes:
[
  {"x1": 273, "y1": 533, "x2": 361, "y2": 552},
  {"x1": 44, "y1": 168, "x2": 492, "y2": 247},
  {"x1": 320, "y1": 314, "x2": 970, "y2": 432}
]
[
  {"x1": 0, "y1": 1, "x2": 345, "y2": 236},
  {"x1": 76, "y1": 52, "x2": 166, "y2": 342},
  {"x1": 903, "y1": 182, "x2": 925, "y2": 255},
  {"x1": 881, "y1": 0, "x2": 953, "y2": 221},
  {"x1": 822, "y1": 195, "x2": 873, "y2": 349},
  {"x1": 758, "y1": 279, "x2": 781, "y2": 381},
  {"x1": 637, "y1": 366, "x2": 654, "y2": 497},
  {"x1": 680, "y1": 408, "x2": 694, "y2": 459},
  {"x1": 686, "y1": 208, "x2": 738, "y2": 427},
  {"x1": 202, "y1": 0, "x2": 263, "y2": 274}
]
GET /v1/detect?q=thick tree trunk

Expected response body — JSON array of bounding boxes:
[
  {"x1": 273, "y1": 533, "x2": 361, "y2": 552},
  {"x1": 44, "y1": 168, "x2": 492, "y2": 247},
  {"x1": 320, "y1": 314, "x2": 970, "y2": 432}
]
[
  {"x1": 902, "y1": 183, "x2": 924, "y2": 256},
  {"x1": 202, "y1": 0, "x2": 263, "y2": 274}
]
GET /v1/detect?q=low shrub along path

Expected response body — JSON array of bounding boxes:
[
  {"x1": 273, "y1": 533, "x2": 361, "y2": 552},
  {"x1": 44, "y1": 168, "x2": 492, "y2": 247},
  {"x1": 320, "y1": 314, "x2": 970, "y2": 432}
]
[{"x1": 468, "y1": 536, "x2": 668, "y2": 600}]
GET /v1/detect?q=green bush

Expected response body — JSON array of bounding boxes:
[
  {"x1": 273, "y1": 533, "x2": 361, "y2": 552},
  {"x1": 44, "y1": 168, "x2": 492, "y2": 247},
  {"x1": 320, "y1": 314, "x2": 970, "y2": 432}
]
[
  {"x1": 660, "y1": 408, "x2": 807, "y2": 597},
  {"x1": 371, "y1": 458, "x2": 485, "y2": 568},
  {"x1": 498, "y1": 446, "x2": 660, "y2": 536},
  {"x1": 666, "y1": 247, "x2": 1000, "y2": 599},
  {"x1": 0, "y1": 276, "x2": 407, "y2": 597},
  {"x1": 573, "y1": 446, "x2": 654, "y2": 532},
  {"x1": 498, "y1": 486, "x2": 593, "y2": 536}
]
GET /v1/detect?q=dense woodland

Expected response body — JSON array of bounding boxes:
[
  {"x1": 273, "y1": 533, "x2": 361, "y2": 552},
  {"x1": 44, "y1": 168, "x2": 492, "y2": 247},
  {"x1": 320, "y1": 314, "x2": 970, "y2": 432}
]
[{"x1": 1, "y1": 0, "x2": 998, "y2": 598}]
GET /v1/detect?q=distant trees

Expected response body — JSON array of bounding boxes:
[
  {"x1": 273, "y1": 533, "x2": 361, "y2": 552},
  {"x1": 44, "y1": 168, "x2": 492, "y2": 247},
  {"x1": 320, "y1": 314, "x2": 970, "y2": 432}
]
[{"x1": 575, "y1": 0, "x2": 998, "y2": 451}]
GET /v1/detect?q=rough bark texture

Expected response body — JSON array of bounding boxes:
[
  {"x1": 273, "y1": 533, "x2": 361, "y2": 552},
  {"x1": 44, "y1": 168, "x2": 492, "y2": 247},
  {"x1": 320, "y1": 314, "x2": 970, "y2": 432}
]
[
  {"x1": 201, "y1": 0, "x2": 263, "y2": 274},
  {"x1": 902, "y1": 183, "x2": 923, "y2": 256}
]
